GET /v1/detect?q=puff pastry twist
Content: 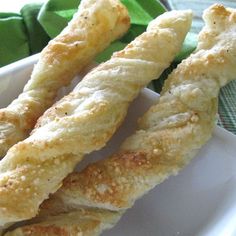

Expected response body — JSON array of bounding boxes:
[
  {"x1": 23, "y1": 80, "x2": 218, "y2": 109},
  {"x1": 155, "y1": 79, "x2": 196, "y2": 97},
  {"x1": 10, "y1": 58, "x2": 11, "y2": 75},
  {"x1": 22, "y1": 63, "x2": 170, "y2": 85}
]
[
  {"x1": 5, "y1": 209, "x2": 122, "y2": 236},
  {"x1": 5, "y1": 4, "x2": 236, "y2": 236},
  {"x1": 0, "y1": 0, "x2": 130, "y2": 157},
  {"x1": 0, "y1": 9, "x2": 191, "y2": 229}
]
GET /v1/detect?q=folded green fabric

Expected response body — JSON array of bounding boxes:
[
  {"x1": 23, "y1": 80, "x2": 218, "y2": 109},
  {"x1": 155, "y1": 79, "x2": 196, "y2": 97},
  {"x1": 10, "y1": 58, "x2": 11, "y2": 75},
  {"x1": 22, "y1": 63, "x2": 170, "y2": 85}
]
[
  {"x1": 21, "y1": 3, "x2": 50, "y2": 54},
  {"x1": 121, "y1": 0, "x2": 166, "y2": 25},
  {"x1": 0, "y1": 13, "x2": 30, "y2": 67},
  {"x1": 38, "y1": 0, "x2": 80, "y2": 38},
  {"x1": 0, "y1": 3, "x2": 50, "y2": 67}
]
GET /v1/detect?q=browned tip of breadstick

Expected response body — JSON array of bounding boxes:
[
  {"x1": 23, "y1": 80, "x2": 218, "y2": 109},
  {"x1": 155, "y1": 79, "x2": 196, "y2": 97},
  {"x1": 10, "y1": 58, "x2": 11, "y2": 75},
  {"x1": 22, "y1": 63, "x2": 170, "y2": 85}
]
[
  {"x1": 36, "y1": 0, "x2": 130, "y2": 75},
  {"x1": 110, "y1": 0, "x2": 130, "y2": 38},
  {"x1": 204, "y1": 3, "x2": 232, "y2": 21},
  {"x1": 197, "y1": 4, "x2": 236, "y2": 52}
]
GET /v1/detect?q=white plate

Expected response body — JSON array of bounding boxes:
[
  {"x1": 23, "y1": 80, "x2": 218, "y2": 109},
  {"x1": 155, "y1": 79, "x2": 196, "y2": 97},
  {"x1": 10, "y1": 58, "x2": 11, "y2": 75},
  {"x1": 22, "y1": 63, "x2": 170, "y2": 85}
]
[{"x1": 0, "y1": 56, "x2": 236, "y2": 236}]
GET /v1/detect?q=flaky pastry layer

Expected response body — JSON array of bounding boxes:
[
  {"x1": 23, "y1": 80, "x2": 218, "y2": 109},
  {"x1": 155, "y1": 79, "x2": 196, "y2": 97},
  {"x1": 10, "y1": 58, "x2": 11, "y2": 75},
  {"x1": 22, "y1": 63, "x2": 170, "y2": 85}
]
[
  {"x1": 6, "y1": 4, "x2": 236, "y2": 236},
  {"x1": 0, "y1": 0, "x2": 130, "y2": 156},
  {"x1": 0, "y1": 8, "x2": 191, "y2": 229}
]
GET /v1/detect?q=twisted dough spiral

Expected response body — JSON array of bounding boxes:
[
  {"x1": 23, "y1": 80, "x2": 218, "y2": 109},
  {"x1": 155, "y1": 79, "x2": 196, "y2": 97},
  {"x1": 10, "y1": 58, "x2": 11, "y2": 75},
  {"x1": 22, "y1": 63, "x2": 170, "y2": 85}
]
[
  {"x1": 5, "y1": 209, "x2": 122, "y2": 236},
  {"x1": 50, "y1": 3, "x2": 236, "y2": 211},
  {"x1": 0, "y1": 9, "x2": 191, "y2": 229},
  {"x1": 0, "y1": 0, "x2": 130, "y2": 157},
  {"x1": 5, "y1": 4, "x2": 236, "y2": 236}
]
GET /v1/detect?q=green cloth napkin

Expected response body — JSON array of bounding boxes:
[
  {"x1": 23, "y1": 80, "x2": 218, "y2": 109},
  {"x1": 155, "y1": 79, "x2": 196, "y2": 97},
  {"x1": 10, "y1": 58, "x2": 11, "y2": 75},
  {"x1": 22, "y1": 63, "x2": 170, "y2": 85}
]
[
  {"x1": 38, "y1": 0, "x2": 81, "y2": 38},
  {"x1": 21, "y1": 3, "x2": 50, "y2": 54},
  {"x1": 0, "y1": 3, "x2": 49, "y2": 67},
  {"x1": 0, "y1": 13, "x2": 29, "y2": 67}
]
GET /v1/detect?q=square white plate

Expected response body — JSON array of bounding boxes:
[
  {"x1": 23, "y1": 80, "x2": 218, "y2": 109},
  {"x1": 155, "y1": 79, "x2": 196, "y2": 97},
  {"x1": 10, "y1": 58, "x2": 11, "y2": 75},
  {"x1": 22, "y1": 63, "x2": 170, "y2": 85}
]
[{"x1": 0, "y1": 55, "x2": 236, "y2": 236}]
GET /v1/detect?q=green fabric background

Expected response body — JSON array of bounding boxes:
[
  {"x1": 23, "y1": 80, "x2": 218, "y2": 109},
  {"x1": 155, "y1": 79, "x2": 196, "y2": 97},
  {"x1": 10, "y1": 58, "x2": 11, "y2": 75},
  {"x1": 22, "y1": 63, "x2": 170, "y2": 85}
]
[
  {"x1": 21, "y1": 3, "x2": 50, "y2": 54},
  {"x1": 0, "y1": 13, "x2": 29, "y2": 66}
]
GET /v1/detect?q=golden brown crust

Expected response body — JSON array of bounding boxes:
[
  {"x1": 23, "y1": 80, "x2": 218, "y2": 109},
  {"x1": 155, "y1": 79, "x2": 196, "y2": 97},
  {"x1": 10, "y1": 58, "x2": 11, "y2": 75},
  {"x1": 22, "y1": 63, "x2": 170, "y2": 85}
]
[
  {"x1": 0, "y1": 0, "x2": 130, "y2": 157},
  {"x1": 54, "y1": 3, "x2": 236, "y2": 210},
  {"x1": 10, "y1": 4, "x2": 236, "y2": 236},
  {"x1": 51, "y1": 3, "x2": 236, "y2": 212},
  {"x1": 0, "y1": 9, "x2": 192, "y2": 229},
  {"x1": 5, "y1": 209, "x2": 121, "y2": 236}
]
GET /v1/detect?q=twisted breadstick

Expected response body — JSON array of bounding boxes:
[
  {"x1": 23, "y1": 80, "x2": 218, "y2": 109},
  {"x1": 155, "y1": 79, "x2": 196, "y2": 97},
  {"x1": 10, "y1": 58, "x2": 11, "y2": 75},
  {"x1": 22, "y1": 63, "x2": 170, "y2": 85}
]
[
  {"x1": 5, "y1": 209, "x2": 122, "y2": 236},
  {"x1": 5, "y1": 4, "x2": 236, "y2": 236},
  {"x1": 55, "y1": 3, "x2": 236, "y2": 211},
  {"x1": 0, "y1": 9, "x2": 191, "y2": 228},
  {"x1": 0, "y1": 0, "x2": 130, "y2": 157},
  {"x1": 50, "y1": 3, "x2": 236, "y2": 210}
]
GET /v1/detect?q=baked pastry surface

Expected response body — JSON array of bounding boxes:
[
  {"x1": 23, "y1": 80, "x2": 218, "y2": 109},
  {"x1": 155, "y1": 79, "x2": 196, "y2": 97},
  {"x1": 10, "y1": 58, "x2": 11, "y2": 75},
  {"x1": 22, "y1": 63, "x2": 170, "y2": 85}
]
[
  {"x1": 5, "y1": 4, "x2": 236, "y2": 236},
  {"x1": 0, "y1": 8, "x2": 191, "y2": 229},
  {"x1": 0, "y1": 0, "x2": 130, "y2": 157}
]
